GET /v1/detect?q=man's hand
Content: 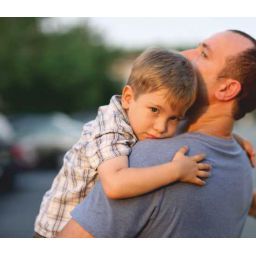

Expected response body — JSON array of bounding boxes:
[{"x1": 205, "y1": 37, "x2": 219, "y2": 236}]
[
  {"x1": 55, "y1": 219, "x2": 94, "y2": 238},
  {"x1": 249, "y1": 191, "x2": 256, "y2": 218},
  {"x1": 233, "y1": 134, "x2": 256, "y2": 167}
]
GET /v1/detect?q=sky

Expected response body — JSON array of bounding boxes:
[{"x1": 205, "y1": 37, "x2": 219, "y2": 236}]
[{"x1": 43, "y1": 17, "x2": 256, "y2": 49}]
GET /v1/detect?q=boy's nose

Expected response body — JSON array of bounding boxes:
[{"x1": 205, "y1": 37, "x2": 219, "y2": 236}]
[{"x1": 153, "y1": 121, "x2": 167, "y2": 134}]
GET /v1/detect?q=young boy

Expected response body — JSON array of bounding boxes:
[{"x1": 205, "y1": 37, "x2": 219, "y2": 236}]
[{"x1": 34, "y1": 48, "x2": 211, "y2": 237}]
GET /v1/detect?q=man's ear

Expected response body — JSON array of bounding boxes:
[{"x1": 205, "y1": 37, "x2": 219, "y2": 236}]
[
  {"x1": 215, "y1": 79, "x2": 242, "y2": 101},
  {"x1": 121, "y1": 85, "x2": 134, "y2": 109}
]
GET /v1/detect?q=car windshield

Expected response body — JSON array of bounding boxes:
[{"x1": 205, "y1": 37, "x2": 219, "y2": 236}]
[{"x1": 0, "y1": 114, "x2": 15, "y2": 143}]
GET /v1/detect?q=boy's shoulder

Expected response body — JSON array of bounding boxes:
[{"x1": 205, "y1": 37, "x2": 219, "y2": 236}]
[
  {"x1": 95, "y1": 95, "x2": 134, "y2": 135},
  {"x1": 80, "y1": 95, "x2": 136, "y2": 144}
]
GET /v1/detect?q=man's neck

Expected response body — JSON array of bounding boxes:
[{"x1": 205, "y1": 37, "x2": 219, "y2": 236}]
[{"x1": 187, "y1": 104, "x2": 235, "y2": 139}]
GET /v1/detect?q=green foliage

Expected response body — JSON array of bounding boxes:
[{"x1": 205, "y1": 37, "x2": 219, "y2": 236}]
[{"x1": 0, "y1": 18, "x2": 122, "y2": 114}]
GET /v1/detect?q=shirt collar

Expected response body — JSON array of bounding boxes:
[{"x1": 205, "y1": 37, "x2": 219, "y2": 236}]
[{"x1": 110, "y1": 95, "x2": 130, "y2": 124}]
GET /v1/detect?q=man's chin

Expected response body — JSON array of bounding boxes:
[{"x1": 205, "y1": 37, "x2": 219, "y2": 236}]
[
  {"x1": 187, "y1": 85, "x2": 209, "y2": 123},
  {"x1": 186, "y1": 99, "x2": 208, "y2": 124}
]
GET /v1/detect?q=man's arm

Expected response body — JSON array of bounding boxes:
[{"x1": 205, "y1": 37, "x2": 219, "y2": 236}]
[
  {"x1": 233, "y1": 133, "x2": 256, "y2": 167},
  {"x1": 56, "y1": 219, "x2": 94, "y2": 238},
  {"x1": 56, "y1": 180, "x2": 158, "y2": 238},
  {"x1": 56, "y1": 139, "x2": 179, "y2": 238}
]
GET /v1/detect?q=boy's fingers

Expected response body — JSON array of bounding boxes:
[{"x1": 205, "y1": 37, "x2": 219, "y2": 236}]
[
  {"x1": 197, "y1": 170, "x2": 211, "y2": 178},
  {"x1": 198, "y1": 163, "x2": 211, "y2": 170},
  {"x1": 193, "y1": 178, "x2": 206, "y2": 186},
  {"x1": 190, "y1": 154, "x2": 206, "y2": 162},
  {"x1": 176, "y1": 146, "x2": 189, "y2": 155}
]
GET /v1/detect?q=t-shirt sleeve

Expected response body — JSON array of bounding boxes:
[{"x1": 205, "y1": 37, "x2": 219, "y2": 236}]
[
  {"x1": 71, "y1": 181, "x2": 158, "y2": 237},
  {"x1": 84, "y1": 129, "x2": 136, "y2": 170},
  {"x1": 71, "y1": 138, "x2": 174, "y2": 237}
]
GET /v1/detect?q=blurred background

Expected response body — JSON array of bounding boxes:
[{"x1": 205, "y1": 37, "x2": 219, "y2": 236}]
[{"x1": 0, "y1": 17, "x2": 255, "y2": 237}]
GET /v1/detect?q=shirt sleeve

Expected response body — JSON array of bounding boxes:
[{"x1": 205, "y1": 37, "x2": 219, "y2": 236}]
[
  {"x1": 71, "y1": 181, "x2": 158, "y2": 237},
  {"x1": 85, "y1": 129, "x2": 136, "y2": 170}
]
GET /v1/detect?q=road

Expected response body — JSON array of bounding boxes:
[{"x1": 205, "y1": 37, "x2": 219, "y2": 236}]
[
  {"x1": 0, "y1": 169, "x2": 255, "y2": 238},
  {"x1": 0, "y1": 169, "x2": 56, "y2": 238}
]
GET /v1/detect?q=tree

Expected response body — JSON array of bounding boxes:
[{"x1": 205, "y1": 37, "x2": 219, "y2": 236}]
[{"x1": 0, "y1": 18, "x2": 122, "y2": 114}]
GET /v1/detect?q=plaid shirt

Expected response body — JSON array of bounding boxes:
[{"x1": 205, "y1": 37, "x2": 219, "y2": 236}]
[{"x1": 34, "y1": 95, "x2": 137, "y2": 237}]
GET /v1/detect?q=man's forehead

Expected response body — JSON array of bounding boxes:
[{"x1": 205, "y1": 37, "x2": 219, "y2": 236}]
[{"x1": 203, "y1": 31, "x2": 254, "y2": 56}]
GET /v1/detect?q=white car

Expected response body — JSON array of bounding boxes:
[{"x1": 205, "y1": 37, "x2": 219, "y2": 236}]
[{"x1": 11, "y1": 113, "x2": 84, "y2": 169}]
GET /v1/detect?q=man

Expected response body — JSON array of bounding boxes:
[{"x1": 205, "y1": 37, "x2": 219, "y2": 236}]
[{"x1": 57, "y1": 30, "x2": 256, "y2": 237}]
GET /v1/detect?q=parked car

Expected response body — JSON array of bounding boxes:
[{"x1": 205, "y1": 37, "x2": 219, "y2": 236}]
[
  {"x1": 0, "y1": 114, "x2": 16, "y2": 192},
  {"x1": 10, "y1": 113, "x2": 84, "y2": 169},
  {"x1": 0, "y1": 140, "x2": 15, "y2": 192}
]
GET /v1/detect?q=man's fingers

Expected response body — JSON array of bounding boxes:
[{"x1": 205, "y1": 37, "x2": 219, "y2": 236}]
[
  {"x1": 249, "y1": 191, "x2": 256, "y2": 217},
  {"x1": 250, "y1": 156, "x2": 256, "y2": 168},
  {"x1": 190, "y1": 153, "x2": 206, "y2": 162},
  {"x1": 249, "y1": 151, "x2": 256, "y2": 168}
]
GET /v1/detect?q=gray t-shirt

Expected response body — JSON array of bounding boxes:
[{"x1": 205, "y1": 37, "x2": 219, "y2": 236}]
[{"x1": 72, "y1": 132, "x2": 253, "y2": 237}]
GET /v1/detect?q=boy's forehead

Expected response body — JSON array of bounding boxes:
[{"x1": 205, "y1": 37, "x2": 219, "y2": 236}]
[
  {"x1": 139, "y1": 89, "x2": 171, "y2": 104},
  {"x1": 140, "y1": 89, "x2": 187, "y2": 114},
  {"x1": 142, "y1": 88, "x2": 171, "y2": 98}
]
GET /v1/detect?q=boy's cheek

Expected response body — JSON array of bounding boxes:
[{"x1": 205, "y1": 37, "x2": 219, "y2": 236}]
[{"x1": 167, "y1": 124, "x2": 179, "y2": 137}]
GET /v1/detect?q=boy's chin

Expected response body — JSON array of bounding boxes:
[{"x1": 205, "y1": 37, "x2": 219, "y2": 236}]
[{"x1": 140, "y1": 134, "x2": 174, "y2": 141}]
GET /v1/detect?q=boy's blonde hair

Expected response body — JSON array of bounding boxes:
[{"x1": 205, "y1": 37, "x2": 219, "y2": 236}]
[{"x1": 127, "y1": 48, "x2": 197, "y2": 110}]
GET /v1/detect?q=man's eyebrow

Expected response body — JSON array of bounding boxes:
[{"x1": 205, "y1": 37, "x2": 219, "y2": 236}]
[{"x1": 199, "y1": 42, "x2": 212, "y2": 52}]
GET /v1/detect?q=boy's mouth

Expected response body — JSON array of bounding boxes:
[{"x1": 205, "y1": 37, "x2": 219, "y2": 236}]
[{"x1": 145, "y1": 133, "x2": 160, "y2": 139}]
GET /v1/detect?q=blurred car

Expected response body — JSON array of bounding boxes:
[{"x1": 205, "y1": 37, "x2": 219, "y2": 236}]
[
  {"x1": 0, "y1": 140, "x2": 15, "y2": 192},
  {"x1": 0, "y1": 114, "x2": 17, "y2": 192},
  {"x1": 10, "y1": 113, "x2": 84, "y2": 169}
]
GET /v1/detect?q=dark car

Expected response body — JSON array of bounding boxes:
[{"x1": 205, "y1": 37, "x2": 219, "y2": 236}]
[
  {"x1": 9, "y1": 113, "x2": 84, "y2": 169},
  {"x1": 0, "y1": 114, "x2": 17, "y2": 192},
  {"x1": 0, "y1": 140, "x2": 15, "y2": 192}
]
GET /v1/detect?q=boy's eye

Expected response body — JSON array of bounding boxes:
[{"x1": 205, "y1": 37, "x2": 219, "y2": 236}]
[
  {"x1": 150, "y1": 107, "x2": 158, "y2": 113},
  {"x1": 169, "y1": 116, "x2": 179, "y2": 121},
  {"x1": 169, "y1": 116, "x2": 185, "y2": 122}
]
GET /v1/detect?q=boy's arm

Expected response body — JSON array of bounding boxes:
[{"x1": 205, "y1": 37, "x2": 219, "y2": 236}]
[
  {"x1": 98, "y1": 146, "x2": 211, "y2": 199},
  {"x1": 233, "y1": 133, "x2": 256, "y2": 167}
]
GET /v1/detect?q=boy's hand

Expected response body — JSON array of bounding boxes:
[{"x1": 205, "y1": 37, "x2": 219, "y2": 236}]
[
  {"x1": 249, "y1": 191, "x2": 256, "y2": 218},
  {"x1": 234, "y1": 134, "x2": 256, "y2": 168},
  {"x1": 172, "y1": 146, "x2": 211, "y2": 186}
]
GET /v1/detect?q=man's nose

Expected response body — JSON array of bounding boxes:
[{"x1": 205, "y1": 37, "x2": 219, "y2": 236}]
[{"x1": 180, "y1": 49, "x2": 196, "y2": 61}]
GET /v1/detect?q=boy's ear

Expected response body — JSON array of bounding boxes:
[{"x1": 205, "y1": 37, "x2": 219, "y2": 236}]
[
  {"x1": 215, "y1": 79, "x2": 242, "y2": 101},
  {"x1": 121, "y1": 85, "x2": 134, "y2": 109}
]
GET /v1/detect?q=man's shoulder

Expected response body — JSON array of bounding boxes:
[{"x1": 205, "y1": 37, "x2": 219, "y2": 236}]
[
  {"x1": 129, "y1": 132, "x2": 243, "y2": 168},
  {"x1": 132, "y1": 132, "x2": 237, "y2": 152},
  {"x1": 129, "y1": 133, "x2": 194, "y2": 167},
  {"x1": 133, "y1": 133, "x2": 193, "y2": 151}
]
